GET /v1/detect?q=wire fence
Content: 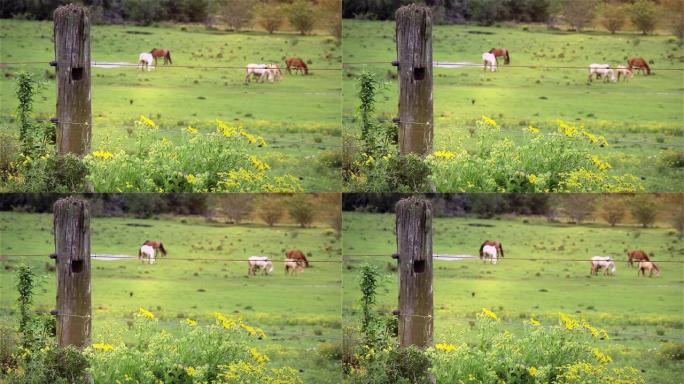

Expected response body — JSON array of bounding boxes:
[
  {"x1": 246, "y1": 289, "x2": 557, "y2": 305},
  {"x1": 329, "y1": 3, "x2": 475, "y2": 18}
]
[
  {"x1": 0, "y1": 253, "x2": 343, "y2": 263},
  {"x1": 343, "y1": 254, "x2": 684, "y2": 263}
]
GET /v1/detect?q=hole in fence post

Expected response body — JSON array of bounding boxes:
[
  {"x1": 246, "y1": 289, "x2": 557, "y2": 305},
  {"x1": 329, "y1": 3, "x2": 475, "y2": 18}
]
[
  {"x1": 413, "y1": 259, "x2": 425, "y2": 273},
  {"x1": 71, "y1": 67, "x2": 83, "y2": 81},
  {"x1": 71, "y1": 260, "x2": 84, "y2": 273},
  {"x1": 413, "y1": 67, "x2": 425, "y2": 81}
]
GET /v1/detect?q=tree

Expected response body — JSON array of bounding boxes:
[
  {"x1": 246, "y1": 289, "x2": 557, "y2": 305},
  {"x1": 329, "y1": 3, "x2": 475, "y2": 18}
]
[
  {"x1": 468, "y1": 0, "x2": 506, "y2": 26},
  {"x1": 220, "y1": 0, "x2": 254, "y2": 31},
  {"x1": 629, "y1": 195, "x2": 659, "y2": 228},
  {"x1": 123, "y1": 0, "x2": 165, "y2": 26},
  {"x1": 211, "y1": 194, "x2": 254, "y2": 224},
  {"x1": 662, "y1": 0, "x2": 684, "y2": 43},
  {"x1": 288, "y1": 0, "x2": 316, "y2": 35},
  {"x1": 288, "y1": 194, "x2": 316, "y2": 228},
  {"x1": 257, "y1": 196, "x2": 284, "y2": 226},
  {"x1": 665, "y1": 194, "x2": 684, "y2": 239},
  {"x1": 628, "y1": 0, "x2": 658, "y2": 35},
  {"x1": 599, "y1": 2, "x2": 626, "y2": 34},
  {"x1": 562, "y1": 0, "x2": 599, "y2": 31},
  {"x1": 599, "y1": 196, "x2": 625, "y2": 226},
  {"x1": 562, "y1": 194, "x2": 596, "y2": 224},
  {"x1": 320, "y1": 0, "x2": 342, "y2": 39},
  {"x1": 255, "y1": 1, "x2": 285, "y2": 34}
]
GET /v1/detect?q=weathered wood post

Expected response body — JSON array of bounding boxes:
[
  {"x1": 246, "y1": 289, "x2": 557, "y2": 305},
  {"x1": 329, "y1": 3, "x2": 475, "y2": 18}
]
[
  {"x1": 52, "y1": 197, "x2": 91, "y2": 348},
  {"x1": 53, "y1": 4, "x2": 91, "y2": 156},
  {"x1": 395, "y1": 4, "x2": 433, "y2": 156},
  {"x1": 395, "y1": 196, "x2": 433, "y2": 348}
]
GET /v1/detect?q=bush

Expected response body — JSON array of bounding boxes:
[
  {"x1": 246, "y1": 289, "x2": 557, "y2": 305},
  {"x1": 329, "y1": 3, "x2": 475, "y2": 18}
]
[
  {"x1": 658, "y1": 150, "x2": 684, "y2": 170},
  {"x1": 629, "y1": 0, "x2": 659, "y2": 35},
  {"x1": 287, "y1": 194, "x2": 316, "y2": 227},
  {"x1": 599, "y1": 2, "x2": 626, "y2": 34},
  {"x1": 220, "y1": 0, "x2": 254, "y2": 31},
  {"x1": 122, "y1": 0, "x2": 165, "y2": 26},
  {"x1": 255, "y1": 1, "x2": 285, "y2": 34},
  {"x1": 562, "y1": 0, "x2": 599, "y2": 32},
  {"x1": 288, "y1": 0, "x2": 316, "y2": 35}
]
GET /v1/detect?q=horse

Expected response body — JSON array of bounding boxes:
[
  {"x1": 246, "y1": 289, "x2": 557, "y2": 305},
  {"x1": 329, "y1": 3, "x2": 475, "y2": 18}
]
[
  {"x1": 245, "y1": 64, "x2": 276, "y2": 83},
  {"x1": 142, "y1": 240, "x2": 167, "y2": 258},
  {"x1": 488, "y1": 48, "x2": 510, "y2": 65},
  {"x1": 588, "y1": 64, "x2": 616, "y2": 83},
  {"x1": 627, "y1": 57, "x2": 651, "y2": 75},
  {"x1": 479, "y1": 240, "x2": 504, "y2": 259},
  {"x1": 138, "y1": 53, "x2": 154, "y2": 72},
  {"x1": 590, "y1": 256, "x2": 616, "y2": 276},
  {"x1": 284, "y1": 258, "x2": 305, "y2": 275},
  {"x1": 637, "y1": 261, "x2": 660, "y2": 277},
  {"x1": 481, "y1": 244, "x2": 498, "y2": 264},
  {"x1": 150, "y1": 48, "x2": 172, "y2": 66},
  {"x1": 268, "y1": 63, "x2": 283, "y2": 81},
  {"x1": 138, "y1": 245, "x2": 156, "y2": 265},
  {"x1": 285, "y1": 57, "x2": 308, "y2": 75},
  {"x1": 627, "y1": 250, "x2": 650, "y2": 267},
  {"x1": 482, "y1": 52, "x2": 497, "y2": 72},
  {"x1": 285, "y1": 249, "x2": 310, "y2": 267},
  {"x1": 247, "y1": 256, "x2": 273, "y2": 276},
  {"x1": 616, "y1": 65, "x2": 633, "y2": 82}
]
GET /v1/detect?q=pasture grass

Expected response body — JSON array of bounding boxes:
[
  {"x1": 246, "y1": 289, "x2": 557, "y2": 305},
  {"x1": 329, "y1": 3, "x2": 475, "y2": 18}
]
[
  {"x1": 0, "y1": 20, "x2": 342, "y2": 191},
  {"x1": 342, "y1": 211, "x2": 684, "y2": 383},
  {"x1": 342, "y1": 20, "x2": 684, "y2": 191},
  {"x1": 0, "y1": 211, "x2": 342, "y2": 383}
]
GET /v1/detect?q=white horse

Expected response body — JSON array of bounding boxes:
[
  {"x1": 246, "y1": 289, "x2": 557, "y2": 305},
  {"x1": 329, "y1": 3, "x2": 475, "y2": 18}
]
[
  {"x1": 588, "y1": 64, "x2": 616, "y2": 83},
  {"x1": 138, "y1": 52, "x2": 154, "y2": 72},
  {"x1": 481, "y1": 244, "x2": 498, "y2": 264},
  {"x1": 245, "y1": 64, "x2": 278, "y2": 83},
  {"x1": 482, "y1": 52, "x2": 497, "y2": 72},
  {"x1": 138, "y1": 244, "x2": 156, "y2": 264},
  {"x1": 247, "y1": 256, "x2": 274, "y2": 275},
  {"x1": 284, "y1": 258, "x2": 304, "y2": 275},
  {"x1": 590, "y1": 256, "x2": 616, "y2": 275}
]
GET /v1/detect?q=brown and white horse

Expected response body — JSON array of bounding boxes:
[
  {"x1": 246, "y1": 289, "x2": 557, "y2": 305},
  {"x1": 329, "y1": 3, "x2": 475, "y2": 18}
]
[
  {"x1": 138, "y1": 245, "x2": 156, "y2": 264},
  {"x1": 627, "y1": 250, "x2": 650, "y2": 267},
  {"x1": 637, "y1": 261, "x2": 660, "y2": 277},
  {"x1": 285, "y1": 249, "x2": 310, "y2": 267},
  {"x1": 627, "y1": 57, "x2": 650, "y2": 75},
  {"x1": 479, "y1": 240, "x2": 504, "y2": 260},
  {"x1": 488, "y1": 48, "x2": 510, "y2": 65},
  {"x1": 150, "y1": 48, "x2": 172, "y2": 66},
  {"x1": 285, "y1": 57, "x2": 308, "y2": 75},
  {"x1": 284, "y1": 259, "x2": 305, "y2": 275},
  {"x1": 616, "y1": 65, "x2": 633, "y2": 81},
  {"x1": 142, "y1": 240, "x2": 167, "y2": 258}
]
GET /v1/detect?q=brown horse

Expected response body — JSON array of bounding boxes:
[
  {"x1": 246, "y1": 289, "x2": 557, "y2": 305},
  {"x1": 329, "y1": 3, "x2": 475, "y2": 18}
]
[
  {"x1": 638, "y1": 261, "x2": 660, "y2": 277},
  {"x1": 488, "y1": 48, "x2": 510, "y2": 65},
  {"x1": 627, "y1": 57, "x2": 650, "y2": 75},
  {"x1": 285, "y1": 57, "x2": 308, "y2": 75},
  {"x1": 285, "y1": 249, "x2": 310, "y2": 267},
  {"x1": 627, "y1": 250, "x2": 649, "y2": 267},
  {"x1": 150, "y1": 48, "x2": 172, "y2": 66},
  {"x1": 479, "y1": 240, "x2": 504, "y2": 259},
  {"x1": 142, "y1": 240, "x2": 167, "y2": 257}
]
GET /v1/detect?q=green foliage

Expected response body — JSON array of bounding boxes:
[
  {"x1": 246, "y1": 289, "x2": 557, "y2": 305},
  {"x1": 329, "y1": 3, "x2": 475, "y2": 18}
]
[
  {"x1": 350, "y1": 345, "x2": 432, "y2": 384},
  {"x1": 255, "y1": 1, "x2": 285, "y2": 34},
  {"x1": 7, "y1": 345, "x2": 90, "y2": 384},
  {"x1": 288, "y1": 0, "x2": 317, "y2": 35},
  {"x1": 628, "y1": 0, "x2": 659, "y2": 35},
  {"x1": 15, "y1": 265, "x2": 34, "y2": 341},
  {"x1": 599, "y1": 2, "x2": 626, "y2": 34},
  {"x1": 257, "y1": 196, "x2": 284, "y2": 226},
  {"x1": 287, "y1": 194, "x2": 316, "y2": 227},
  {"x1": 219, "y1": 0, "x2": 254, "y2": 31},
  {"x1": 628, "y1": 194, "x2": 659, "y2": 228},
  {"x1": 562, "y1": 0, "x2": 599, "y2": 31},
  {"x1": 122, "y1": 0, "x2": 165, "y2": 26},
  {"x1": 468, "y1": 0, "x2": 507, "y2": 26},
  {"x1": 658, "y1": 150, "x2": 684, "y2": 170},
  {"x1": 357, "y1": 70, "x2": 379, "y2": 147},
  {"x1": 359, "y1": 264, "x2": 380, "y2": 344}
]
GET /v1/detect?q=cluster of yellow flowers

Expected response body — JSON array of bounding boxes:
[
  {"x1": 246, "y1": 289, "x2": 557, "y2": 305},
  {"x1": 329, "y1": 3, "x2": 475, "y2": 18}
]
[
  {"x1": 137, "y1": 307, "x2": 155, "y2": 319},
  {"x1": 559, "y1": 312, "x2": 609, "y2": 339},
  {"x1": 435, "y1": 342, "x2": 458, "y2": 352},
  {"x1": 480, "y1": 307, "x2": 498, "y2": 321}
]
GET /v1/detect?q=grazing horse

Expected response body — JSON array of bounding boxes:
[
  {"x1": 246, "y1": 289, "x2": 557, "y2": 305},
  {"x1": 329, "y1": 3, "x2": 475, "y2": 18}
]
[
  {"x1": 638, "y1": 261, "x2": 660, "y2": 277},
  {"x1": 481, "y1": 244, "x2": 498, "y2": 264},
  {"x1": 247, "y1": 256, "x2": 273, "y2": 276},
  {"x1": 590, "y1": 256, "x2": 616, "y2": 276},
  {"x1": 285, "y1": 57, "x2": 308, "y2": 75},
  {"x1": 482, "y1": 52, "x2": 497, "y2": 72},
  {"x1": 588, "y1": 64, "x2": 616, "y2": 83},
  {"x1": 616, "y1": 65, "x2": 633, "y2": 82},
  {"x1": 284, "y1": 259, "x2": 305, "y2": 275},
  {"x1": 285, "y1": 249, "x2": 310, "y2": 267},
  {"x1": 138, "y1": 245, "x2": 156, "y2": 264},
  {"x1": 627, "y1": 250, "x2": 650, "y2": 267},
  {"x1": 150, "y1": 48, "x2": 172, "y2": 65},
  {"x1": 138, "y1": 52, "x2": 154, "y2": 71},
  {"x1": 488, "y1": 48, "x2": 510, "y2": 65},
  {"x1": 245, "y1": 64, "x2": 277, "y2": 83},
  {"x1": 628, "y1": 57, "x2": 651, "y2": 75},
  {"x1": 479, "y1": 240, "x2": 504, "y2": 259},
  {"x1": 268, "y1": 64, "x2": 283, "y2": 81},
  {"x1": 142, "y1": 240, "x2": 167, "y2": 258}
]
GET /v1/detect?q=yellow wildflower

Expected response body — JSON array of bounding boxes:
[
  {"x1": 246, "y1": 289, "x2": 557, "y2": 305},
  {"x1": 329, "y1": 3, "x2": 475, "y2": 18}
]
[
  {"x1": 249, "y1": 156, "x2": 270, "y2": 171},
  {"x1": 249, "y1": 347, "x2": 270, "y2": 363},
  {"x1": 92, "y1": 342, "x2": 114, "y2": 351},
  {"x1": 528, "y1": 367, "x2": 538, "y2": 376},
  {"x1": 138, "y1": 115, "x2": 157, "y2": 129},
  {"x1": 481, "y1": 308, "x2": 498, "y2": 320},
  {"x1": 528, "y1": 174, "x2": 538, "y2": 184},
  {"x1": 91, "y1": 150, "x2": 114, "y2": 160},
  {"x1": 434, "y1": 150, "x2": 457, "y2": 159},
  {"x1": 527, "y1": 125, "x2": 540, "y2": 134},
  {"x1": 185, "y1": 366, "x2": 196, "y2": 376},
  {"x1": 481, "y1": 115, "x2": 497, "y2": 127},
  {"x1": 591, "y1": 348, "x2": 612, "y2": 364},
  {"x1": 184, "y1": 318, "x2": 198, "y2": 327},
  {"x1": 137, "y1": 307, "x2": 154, "y2": 319},
  {"x1": 435, "y1": 342, "x2": 458, "y2": 352},
  {"x1": 529, "y1": 318, "x2": 540, "y2": 326},
  {"x1": 559, "y1": 312, "x2": 578, "y2": 330},
  {"x1": 186, "y1": 174, "x2": 196, "y2": 184},
  {"x1": 590, "y1": 155, "x2": 611, "y2": 171},
  {"x1": 185, "y1": 125, "x2": 199, "y2": 135}
]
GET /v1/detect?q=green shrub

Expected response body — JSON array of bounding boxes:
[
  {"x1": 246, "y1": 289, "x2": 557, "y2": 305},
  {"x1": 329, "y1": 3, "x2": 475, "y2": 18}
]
[{"x1": 658, "y1": 150, "x2": 684, "y2": 170}]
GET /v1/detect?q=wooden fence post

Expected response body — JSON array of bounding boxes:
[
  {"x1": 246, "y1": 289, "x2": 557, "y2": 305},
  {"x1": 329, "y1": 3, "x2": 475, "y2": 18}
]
[
  {"x1": 52, "y1": 197, "x2": 91, "y2": 348},
  {"x1": 395, "y1": 4, "x2": 433, "y2": 156},
  {"x1": 395, "y1": 196, "x2": 433, "y2": 348},
  {"x1": 53, "y1": 4, "x2": 91, "y2": 156}
]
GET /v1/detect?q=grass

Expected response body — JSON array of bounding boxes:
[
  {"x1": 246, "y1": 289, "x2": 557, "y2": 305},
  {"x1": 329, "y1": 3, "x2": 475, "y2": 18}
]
[
  {"x1": 342, "y1": 211, "x2": 684, "y2": 384},
  {"x1": 342, "y1": 20, "x2": 684, "y2": 191},
  {"x1": 0, "y1": 20, "x2": 342, "y2": 191},
  {"x1": 0, "y1": 211, "x2": 342, "y2": 383}
]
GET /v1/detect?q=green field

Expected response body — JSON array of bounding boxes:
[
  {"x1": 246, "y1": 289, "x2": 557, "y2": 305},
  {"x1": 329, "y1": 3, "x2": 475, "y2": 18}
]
[
  {"x1": 0, "y1": 211, "x2": 342, "y2": 383},
  {"x1": 342, "y1": 20, "x2": 684, "y2": 191},
  {"x1": 0, "y1": 19, "x2": 342, "y2": 191},
  {"x1": 342, "y1": 211, "x2": 684, "y2": 383}
]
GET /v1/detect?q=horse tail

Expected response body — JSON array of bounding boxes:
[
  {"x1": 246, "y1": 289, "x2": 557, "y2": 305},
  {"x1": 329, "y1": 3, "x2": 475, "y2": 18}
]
[
  {"x1": 643, "y1": 61, "x2": 651, "y2": 74},
  {"x1": 652, "y1": 262, "x2": 660, "y2": 272},
  {"x1": 302, "y1": 254, "x2": 310, "y2": 267},
  {"x1": 478, "y1": 242, "x2": 485, "y2": 258},
  {"x1": 159, "y1": 242, "x2": 167, "y2": 256},
  {"x1": 498, "y1": 244, "x2": 504, "y2": 258},
  {"x1": 166, "y1": 51, "x2": 172, "y2": 65},
  {"x1": 504, "y1": 50, "x2": 510, "y2": 65}
]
